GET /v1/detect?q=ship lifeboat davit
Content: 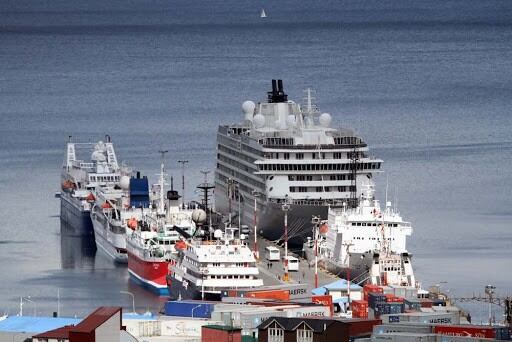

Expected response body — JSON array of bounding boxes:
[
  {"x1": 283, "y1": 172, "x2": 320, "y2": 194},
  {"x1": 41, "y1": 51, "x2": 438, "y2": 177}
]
[
  {"x1": 101, "y1": 202, "x2": 112, "y2": 209},
  {"x1": 86, "y1": 193, "x2": 95, "y2": 202},
  {"x1": 127, "y1": 217, "x2": 138, "y2": 229}
]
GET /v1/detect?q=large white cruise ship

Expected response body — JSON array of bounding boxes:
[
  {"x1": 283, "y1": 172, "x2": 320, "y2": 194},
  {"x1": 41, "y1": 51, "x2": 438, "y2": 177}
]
[{"x1": 214, "y1": 80, "x2": 383, "y2": 245}]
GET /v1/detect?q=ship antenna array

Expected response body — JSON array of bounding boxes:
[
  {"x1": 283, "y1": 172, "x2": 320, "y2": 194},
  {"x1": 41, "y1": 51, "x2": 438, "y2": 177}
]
[
  {"x1": 197, "y1": 169, "x2": 214, "y2": 220},
  {"x1": 158, "y1": 150, "x2": 169, "y2": 215}
]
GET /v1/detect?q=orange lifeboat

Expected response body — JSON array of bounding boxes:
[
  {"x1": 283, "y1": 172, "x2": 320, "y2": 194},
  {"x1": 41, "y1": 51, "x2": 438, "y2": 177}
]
[
  {"x1": 86, "y1": 193, "x2": 95, "y2": 202},
  {"x1": 101, "y1": 202, "x2": 112, "y2": 209},
  {"x1": 62, "y1": 180, "x2": 76, "y2": 190},
  {"x1": 127, "y1": 217, "x2": 138, "y2": 229},
  {"x1": 175, "y1": 240, "x2": 187, "y2": 251},
  {"x1": 319, "y1": 223, "x2": 329, "y2": 235}
]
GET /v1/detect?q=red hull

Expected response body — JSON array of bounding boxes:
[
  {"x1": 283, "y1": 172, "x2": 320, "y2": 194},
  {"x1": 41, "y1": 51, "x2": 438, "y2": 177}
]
[{"x1": 127, "y1": 251, "x2": 168, "y2": 286}]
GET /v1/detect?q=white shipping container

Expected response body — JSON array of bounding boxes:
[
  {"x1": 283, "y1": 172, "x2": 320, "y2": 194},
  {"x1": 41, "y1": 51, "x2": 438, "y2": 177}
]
[
  {"x1": 380, "y1": 312, "x2": 460, "y2": 325},
  {"x1": 122, "y1": 319, "x2": 161, "y2": 337},
  {"x1": 373, "y1": 323, "x2": 433, "y2": 335},
  {"x1": 371, "y1": 332, "x2": 437, "y2": 342},
  {"x1": 285, "y1": 305, "x2": 331, "y2": 318},
  {"x1": 240, "y1": 310, "x2": 288, "y2": 330},
  {"x1": 160, "y1": 319, "x2": 223, "y2": 337}
]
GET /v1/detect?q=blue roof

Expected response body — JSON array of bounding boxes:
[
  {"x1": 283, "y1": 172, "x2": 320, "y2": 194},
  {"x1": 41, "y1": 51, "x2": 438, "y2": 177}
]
[
  {"x1": 333, "y1": 297, "x2": 350, "y2": 304},
  {"x1": 0, "y1": 316, "x2": 81, "y2": 333},
  {"x1": 323, "y1": 279, "x2": 362, "y2": 291},
  {"x1": 311, "y1": 287, "x2": 327, "y2": 295},
  {"x1": 122, "y1": 312, "x2": 155, "y2": 320}
]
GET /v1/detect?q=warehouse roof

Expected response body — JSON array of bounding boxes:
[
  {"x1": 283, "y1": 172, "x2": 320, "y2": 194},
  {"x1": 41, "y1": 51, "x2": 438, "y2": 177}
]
[{"x1": 0, "y1": 316, "x2": 81, "y2": 333}]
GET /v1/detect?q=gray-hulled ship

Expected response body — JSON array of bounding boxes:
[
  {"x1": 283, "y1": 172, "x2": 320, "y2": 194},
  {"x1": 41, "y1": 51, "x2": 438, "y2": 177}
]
[
  {"x1": 214, "y1": 80, "x2": 383, "y2": 245},
  {"x1": 59, "y1": 136, "x2": 121, "y2": 236}
]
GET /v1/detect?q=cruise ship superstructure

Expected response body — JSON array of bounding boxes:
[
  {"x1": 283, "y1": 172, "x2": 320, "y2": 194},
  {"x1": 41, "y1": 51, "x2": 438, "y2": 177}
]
[
  {"x1": 60, "y1": 137, "x2": 121, "y2": 236},
  {"x1": 215, "y1": 80, "x2": 383, "y2": 244}
]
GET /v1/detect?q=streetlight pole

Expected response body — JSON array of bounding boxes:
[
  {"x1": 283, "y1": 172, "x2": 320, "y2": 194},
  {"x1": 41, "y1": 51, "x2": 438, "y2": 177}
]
[
  {"x1": 282, "y1": 200, "x2": 290, "y2": 282},
  {"x1": 311, "y1": 216, "x2": 320, "y2": 289},
  {"x1": 120, "y1": 291, "x2": 135, "y2": 313},
  {"x1": 191, "y1": 305, "x2": 201, "y2": 318},
  {"x1": 252, "y1": 190, "x2": 260, "y2": 260},
  {"x1": 178, "y1": 160, "x2": 189, "y2": 209},
  {"x1": 20, "y1": 297, "x2": 36, "y2": 317}
]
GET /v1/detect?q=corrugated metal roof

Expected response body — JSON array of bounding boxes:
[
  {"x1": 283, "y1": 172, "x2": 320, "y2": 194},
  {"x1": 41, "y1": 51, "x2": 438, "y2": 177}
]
[
  {"x1": 0, "y1": 316, "x2": 81, "y2": 333},
  {"x1": 323, "y1": 279, "x2": 362, "y2": 290}
]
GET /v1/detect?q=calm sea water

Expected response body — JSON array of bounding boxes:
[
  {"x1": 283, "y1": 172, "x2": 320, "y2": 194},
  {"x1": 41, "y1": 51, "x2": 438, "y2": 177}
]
[{"x1": 1, "y1": 0, "x2": 511, "y2": 321}]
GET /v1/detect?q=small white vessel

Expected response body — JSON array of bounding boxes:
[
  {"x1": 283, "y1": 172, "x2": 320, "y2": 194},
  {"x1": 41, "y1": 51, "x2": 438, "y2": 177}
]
[{"x1": 260, "y1": 9, "x2": 267, "y2": 18}]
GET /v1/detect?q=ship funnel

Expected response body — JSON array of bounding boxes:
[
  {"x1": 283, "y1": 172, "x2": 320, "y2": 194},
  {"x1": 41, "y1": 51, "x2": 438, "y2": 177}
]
[{"x1": 267, "y1": 79, "x2": 288, "y2": 103}]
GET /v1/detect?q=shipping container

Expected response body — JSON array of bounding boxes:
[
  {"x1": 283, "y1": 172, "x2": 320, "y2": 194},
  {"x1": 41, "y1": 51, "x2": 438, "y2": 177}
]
[
  {"x1": 160, "y1": 318, "x2": 223, "y2": 337},
  {"x1": 239, "y1": 309, "x2": 288, "y2": 331},
  {"x1": 164, "y1": 301, "x2": 215, "y2": 318},
  {"x1": 372, "y1": 302, "x2": 405, "y2": 315},
  {"x1": 368, "y1": 293, "x2": 387, "y2": 308},
  {"x1": 372, "y1": 332, "x2": 437, "y2": 342},
  {"x1": 389, "y1": 285, "x2": 418, "y2": 299},
  {"x1": 225, "y1": 283, "x2": 309, "y2": 300},
  {"x1": 404, "y1": 298, "x2": 422, "y2": 311},
  {"x1": 373, "y1": 323, "x2": 433, "y2": 335},
  {"x1": 419, "y1": 298, "x2": 433, "y2": 308},
  {"x1": 201, "y1": 325, "x2": 241, "y2": 342},
  {"x1": 341, "y1": 318, "x2": 382, "y2": 337},
  {"x1": 245, "y1": 289, "x2": 290, "y2": 301},
  {"x1": 380, "y1": 312, "x2": 460, "y2": 325},
  {"x1": 284, "y1": 305, "x2": 331, "y2": 318},
  {"x1": 312, "y1": 295, "x2": 334, "y2": 317},
  {"x1": 433, "y1": 324, "x2": 509, "y2": 339}
]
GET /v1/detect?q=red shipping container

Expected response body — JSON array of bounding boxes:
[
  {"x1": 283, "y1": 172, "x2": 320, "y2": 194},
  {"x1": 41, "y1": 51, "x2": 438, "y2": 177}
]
[
  {"x1": 343, "y1": 319, "x2": 382, "y2": 337},
  {"x1": 202, "y1": 326, "x2": 242, "y2": 342},
  {"x1": 363, "y1": 284, "x2": 383, "y2": 301},
  {"x1": 245, "y1": 289, "x2": 290, "y2": 301},
  {"x1": 312, "y1": 295, "x2": 334, "y2": 317},
  {"x1": 433, "y1": 325, "x2": 496, "y2": 339},
  {"x1": 420, "y1": 298, "x2": 433, "y2": 308}
]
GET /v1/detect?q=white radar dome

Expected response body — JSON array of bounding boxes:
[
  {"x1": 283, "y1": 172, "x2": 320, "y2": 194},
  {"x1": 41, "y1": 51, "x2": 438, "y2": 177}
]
[
  {"x1": 242, "y1": 101, "x2": 256, "y2": 115},
  {"x1": 213, "y1": 229, "x2": 223, "y2": 239},
  {"x1": 120, "y1": 176, "x2": 130, "y2": 190},
  {"x1": 319, "y1": 113, "x2": 332, "y2": 127},
  {"x1": 253, "y1": 114, "x2": 265, "y2": 128},
  {"x1": 91, "y1": 150, "x2": 106, "y2": 162},
  {"x1": 191, "y1": 209, "x2": 207, "y2": 223}
]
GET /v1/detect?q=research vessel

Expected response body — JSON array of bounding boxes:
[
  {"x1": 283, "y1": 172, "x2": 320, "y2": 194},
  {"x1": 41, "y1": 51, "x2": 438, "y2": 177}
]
[
  {"x1": 214, "y1": 80, "x2": 383, "y2": 245},
  {"x1": 60, "y1": 137, "x2": 121, "y2": 236}
]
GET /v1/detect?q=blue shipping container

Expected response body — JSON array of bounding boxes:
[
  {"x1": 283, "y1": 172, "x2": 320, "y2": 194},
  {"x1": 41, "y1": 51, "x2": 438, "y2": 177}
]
[
  {"x1": 164, "y1": 301, "x2": 214, "y2": 318},
  {"x1": 496, "y1": 327, "x2": 511, "y2": 340},
  {"x1": 368, "y1": 293, "x2": 386, "y2": 308},
  {"x1": 373, "y1": 302, "x2": 404, "y2": 315}
]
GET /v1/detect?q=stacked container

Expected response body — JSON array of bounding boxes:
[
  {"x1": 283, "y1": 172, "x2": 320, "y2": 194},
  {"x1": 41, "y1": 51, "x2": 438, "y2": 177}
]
[{"x1": 351, "y1": 300, "x2": 369, "y2": 319}]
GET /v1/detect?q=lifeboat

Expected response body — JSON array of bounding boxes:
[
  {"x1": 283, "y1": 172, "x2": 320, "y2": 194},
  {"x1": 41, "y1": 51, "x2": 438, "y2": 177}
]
[
  {"x1": 62, "y1": 180, "x2": 76, "y2": 190},
  {"x1": 175, "y1": 240, "x2": 187, "y2": 251},
  {"x1": 101, "y1": 202, "x2": 112, "y2": 209},
  {"x1": 127, "y1": 217, "x2": 138, "y2": 229},
  {"x1": 319, "y1": 223, "x2": 329, "y2": 235},
  {"x1": 86, "y1": 193, "x2": 95, "y2": 202}
]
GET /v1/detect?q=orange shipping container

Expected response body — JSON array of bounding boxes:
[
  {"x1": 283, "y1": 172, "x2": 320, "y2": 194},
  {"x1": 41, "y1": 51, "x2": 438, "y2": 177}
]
[{"x1": 245, "y1": 289, "x2": 290, "y2": 301}]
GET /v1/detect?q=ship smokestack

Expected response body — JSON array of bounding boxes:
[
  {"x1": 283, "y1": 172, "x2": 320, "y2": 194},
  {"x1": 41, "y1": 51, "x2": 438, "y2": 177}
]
[{"x1": 267, "y1": 79, "x2": 288, "y2": 103}]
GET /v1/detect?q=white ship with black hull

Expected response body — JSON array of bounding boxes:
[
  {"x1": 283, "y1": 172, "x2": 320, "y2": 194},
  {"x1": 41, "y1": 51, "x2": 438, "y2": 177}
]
[
  {"x1": 214, "y1": 80, "x2": 383, "y2": 245},
  {"x1": 60, "y1": 137, "x2": 121, "y2": 236}
]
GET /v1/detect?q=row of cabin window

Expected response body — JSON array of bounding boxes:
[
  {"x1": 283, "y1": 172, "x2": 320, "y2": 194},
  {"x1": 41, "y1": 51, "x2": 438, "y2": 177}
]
[
  {"x1": 352, "y1": 222, "x2": 399, "y2": 227},
  {"x1": 289, "y1": 174, "x2": 354, "y2": 181},
  {"x1": 289, "y1": 186, "x2": 355, "y2": 193},
  {"x1": 207, "y1": 275, "x2": 254, "y2": 280},
  {"x1": 259, "y1": 162, "x2": 380, "y2": 171},
  {"x1": 265, "y1": 151, "x2": 365, "y2": 160},
  {"x1": 218, "y1": 144, "x2": 257, "y2": 163},
  {"x1": 217, "y1": 163, "x2": 265, "y2": 190},
  {"x1": 90, "y1": 175, "x2": 119, "y2": 182},
  {"x1": 353, "y1": 237, "x2": 395, "y2": 241}
]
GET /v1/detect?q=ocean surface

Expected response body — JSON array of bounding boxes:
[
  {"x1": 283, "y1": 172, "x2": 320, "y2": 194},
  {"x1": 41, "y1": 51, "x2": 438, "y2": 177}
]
[{"x1": 1, "y1": 0, "x2": 511, "y2": 322}]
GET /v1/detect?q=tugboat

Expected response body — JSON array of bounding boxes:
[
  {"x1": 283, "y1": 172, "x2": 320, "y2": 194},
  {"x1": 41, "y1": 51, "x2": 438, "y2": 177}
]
[
  {"x1": 166, "y1": 228, "x2": 263, "y2": 301},
  {"x1": 59, "y1": 136, "x2": 121, "y2": 236},
  {"x1": 214, "y1": 80, "x2": 383, "y2": 245},
  {"x1": 303, "y1": 182, "x2": 415, "y2": 286}
]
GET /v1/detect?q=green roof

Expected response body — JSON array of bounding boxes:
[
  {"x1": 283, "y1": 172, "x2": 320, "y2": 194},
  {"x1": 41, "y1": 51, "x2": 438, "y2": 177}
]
[{"x1": 203, "y1": 325, "x2": 241, "y2": 332}]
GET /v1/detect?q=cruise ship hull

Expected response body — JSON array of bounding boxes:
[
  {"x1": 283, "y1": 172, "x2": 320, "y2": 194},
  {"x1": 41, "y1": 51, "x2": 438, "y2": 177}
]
[
  {"x1": 215, "y1": 186, "x2": 328, "y2": 246},
  {"x1": 60, "y1": 192, "x2": 94, "y2": 236},
  {"x1": 127, "y1": 251, "x2": 169, "y2": 296},
  {"x1": 166, "y1": 274, "x2": 221, "y2": 301},
  {"x1": 90, "y1": 211, "x2": 127, "y2": 264}
]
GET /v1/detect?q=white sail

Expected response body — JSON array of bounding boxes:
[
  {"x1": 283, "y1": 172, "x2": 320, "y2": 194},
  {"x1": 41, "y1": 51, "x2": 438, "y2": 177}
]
[{"x1": 260, "y1": 9, "x2": 267, "y2": 18}]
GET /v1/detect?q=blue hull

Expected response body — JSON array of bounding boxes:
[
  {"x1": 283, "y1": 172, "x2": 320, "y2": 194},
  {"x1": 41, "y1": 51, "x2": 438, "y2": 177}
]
[
  {"x1": 129, "y1": 272, "x2": 169, "y2": 297},
  {"x1": 60, "y1": 193, "x2": 94, "y2": 236}
]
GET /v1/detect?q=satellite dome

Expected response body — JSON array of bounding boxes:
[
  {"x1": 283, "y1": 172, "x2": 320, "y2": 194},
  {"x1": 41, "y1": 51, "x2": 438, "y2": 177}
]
[
  {"x1": 253, "y1": 114, "x2": 265, "y2": 128},
  {"x1": 242, "y1": 101, "x2": 256, "y2": 115},
  {"x1": 120, "y1": 176, "x2": 130, "y2": 190},
  {"x1": 191, "y1": 209, "x2": 207, "y2": 223},
  {"x1": 319, "y1": 113, "x2": 332, "y2": 127},
  {"x1": 91, "y1": 150, "x2": 106, "y2": 162},
  {"x1": 213, "y1": 229, "x2": 223, "y2": 239}
]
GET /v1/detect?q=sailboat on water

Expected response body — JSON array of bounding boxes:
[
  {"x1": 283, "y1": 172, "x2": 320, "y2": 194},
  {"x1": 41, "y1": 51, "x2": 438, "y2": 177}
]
[{"x1": 260, "y1": 9, "x2": 267, "y2": 18}]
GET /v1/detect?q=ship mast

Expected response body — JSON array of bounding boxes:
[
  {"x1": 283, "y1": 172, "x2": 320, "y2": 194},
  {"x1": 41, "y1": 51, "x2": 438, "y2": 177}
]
[{"x1": 158, "y1": 150, "x2": 168, "y2": 216}]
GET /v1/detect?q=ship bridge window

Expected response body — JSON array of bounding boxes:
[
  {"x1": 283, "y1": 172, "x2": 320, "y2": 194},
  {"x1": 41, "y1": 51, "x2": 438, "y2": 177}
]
[
  {"x1": 352, "y1": 223, "x2": 356, "y2": 226},
  {"x1": 284, "y1": 153, "x2": 290, "y2": 160},
  {"x1": 296, "y1": 153, "x2": 304, "y2": 160},
  {"x1": 357, "y1": 223, "x2": 361, "y2": 226}
]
